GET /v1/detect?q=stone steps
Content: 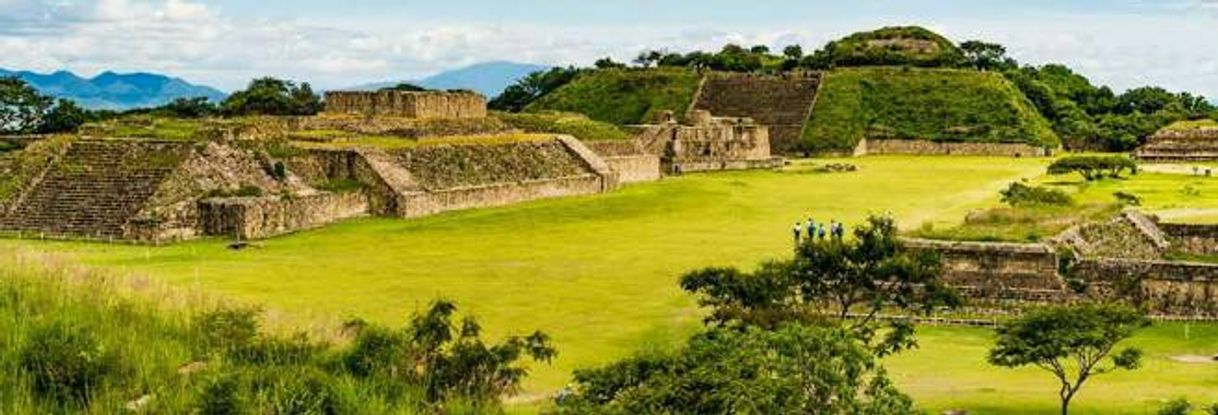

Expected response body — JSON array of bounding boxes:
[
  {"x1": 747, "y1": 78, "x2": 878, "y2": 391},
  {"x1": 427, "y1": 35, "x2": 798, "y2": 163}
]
[
  {"x1": 0, "y1": 140, "x2": 190, "y2": 238},
  {"x1": 690, "y1": 73, "x2": 822, "y2": 152}
]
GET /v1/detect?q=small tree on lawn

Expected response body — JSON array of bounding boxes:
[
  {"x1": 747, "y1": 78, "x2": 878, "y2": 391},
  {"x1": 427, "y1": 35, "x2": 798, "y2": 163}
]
[{"x1": 988, "y1": 303, "x2": 1149, "y2": 415}]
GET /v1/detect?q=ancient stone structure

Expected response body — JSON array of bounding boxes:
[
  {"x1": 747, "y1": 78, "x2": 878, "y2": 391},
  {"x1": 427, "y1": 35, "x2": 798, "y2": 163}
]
[
  {"x1": 1135, "y1": 128, "x2": 1218, "y2": 162},
  {"x1": 324, "y1": 90, "x2": 488, "y2": 119},
  {"x1": 583, "y1": 140, "x2": 661, "y2": 184},
  {"x1": 903, "y1": 238, "x2": 1064, "y2": 295},
  {"x1": 636, "y1": 111, "x2": 782, "y2": 174},
  {"x1": 198, "y1": 192, "x2": 368, "y2": 240},
  {"x1": 1161, "y1": 223, "x2": 1218, "y2": 256},
  {"x1": 857, "y1": 138, "x2": 1051, "y2": 157},
  {"x1": 688, "y1": 72, "x2": 822, "y2": 153}
]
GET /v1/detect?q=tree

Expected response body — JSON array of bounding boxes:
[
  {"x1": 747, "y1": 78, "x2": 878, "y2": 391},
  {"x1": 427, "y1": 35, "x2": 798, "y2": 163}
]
[
  {"x1": 488, "y1": 66, "x2": 584, "y2": 112},
  {"x1": 161, "y1": 97, "x2": 217, "y2": 118},
  {"x1": 38, "y1": 99, "x2": 89, "y2": 133},
  {"x1": 989, "y1": 303, "x2": 1148, "y2": 415},
  {"x1": 0, "y1": 76, "x2": 53, "y2": 134},
  {"x1": 381, "y1": 83, "x2": 429, "y2": 92},
  {"x1": 554, "y1": 324, "x2": 916, "y2": 415},
  {"x1": 782, "y1": 44, "x2": 804, "y2": 60},
  {"x1": 220, "y1": 77, "x2": 323, "y2": 116},
  {"x1": 960, "y1": 40, "x2": 1011, "y2": 71},
  {"x1": 1047, "y1": 155, "x2": 1138, "y2": 181},
  {"x1": 680, "y1": 215, "x2": 960, "y2": 353},
  {"x1": 593, "y1": 57, "x2": 626, "y2": 70}
]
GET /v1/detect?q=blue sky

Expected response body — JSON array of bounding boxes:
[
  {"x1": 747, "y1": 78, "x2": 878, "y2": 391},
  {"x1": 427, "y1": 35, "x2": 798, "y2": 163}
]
[{"x1": 0, "y1": 0, "x2": 1215, "y2": 97}]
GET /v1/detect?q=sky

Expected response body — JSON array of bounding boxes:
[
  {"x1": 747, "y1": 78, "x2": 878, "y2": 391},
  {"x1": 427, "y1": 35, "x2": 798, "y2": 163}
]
[{"x1": 0, "y1": 0, "x2": 1216, "y2": 97}]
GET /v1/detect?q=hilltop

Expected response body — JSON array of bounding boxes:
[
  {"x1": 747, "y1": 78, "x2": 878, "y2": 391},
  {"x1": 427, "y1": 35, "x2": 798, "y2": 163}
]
[{"x1": 0, "y1": 69, "x2": 225, "y2": 110}]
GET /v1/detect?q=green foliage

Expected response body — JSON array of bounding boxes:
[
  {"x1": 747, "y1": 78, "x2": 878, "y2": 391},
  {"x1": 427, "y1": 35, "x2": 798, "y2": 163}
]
[
  {"x1": 19, "y1": 322, "x2": 122, "y2": 407},
  {"x1": 1158, "y1": 398, "x2": 1193, "y2": 415},
  {"x1": 804, "y1": 67, "x2": 1059, "y2": 152},
  {"x1": 960, "y1": 40, "x2": 1017, "y2": 71},
  {"x1": 495, "y1": 111, "x2": 631, "y2": 141},
  {"x1": 1113, "y1": 191, "x2": 1142, "y2": 206},
  {"x1": 37, "y1": 99, "x2": 90, "y2": 133},
  {"x1": 0, "y1": 76, "x2": 53, "y2": 134},
  {"x1": 162, "y1": 97, "x2": 219, "y2": 118},
  {"x1": 989, "y1": 303, "x2": 1149, "y2": 415},
  {"x1": 380, "y1": 83, "x2": 429, "y2": 92},
  {"x1": 490, "y1": 66, "x2": 585, "y2": 112},
  {"x1": 555, "y1": 324, "x2": 916, "y2": 415},
  {"x1": 805, "y1": 26, "x2": 965, "y2": 69},
  {"x1": 910, "y1": 203, "x2": 1121, "y2": 243},
  {"x1": 1047, "y1": 155, "x2": 1138, "y2": 181},
  {"x1": 638, "y1": 43, "x2": 787, "y2": 72},
  {"x1": 1000, "y1": 182, "x2": 1073, "y2": 207},
  {"x1": 680, "y1": 215, "x2": 959, "y2": 353},
  {"x1": 525, "y1": 68, "x2": 702, "y2": 125},
  {"x1": 222, "y1": 77, "x2": 323, "y2": 116}
]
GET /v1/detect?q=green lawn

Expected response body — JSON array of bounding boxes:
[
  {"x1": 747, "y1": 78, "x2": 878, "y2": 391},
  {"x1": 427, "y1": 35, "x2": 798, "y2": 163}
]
[{"x1": 4, "y1": 155, "x2": 1218, "y2": 413}]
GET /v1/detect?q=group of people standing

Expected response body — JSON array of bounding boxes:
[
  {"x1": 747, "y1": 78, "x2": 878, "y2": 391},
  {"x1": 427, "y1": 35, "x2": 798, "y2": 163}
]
[{"x1": 793, "y1": 217, "x2": 845, "y2": 243}]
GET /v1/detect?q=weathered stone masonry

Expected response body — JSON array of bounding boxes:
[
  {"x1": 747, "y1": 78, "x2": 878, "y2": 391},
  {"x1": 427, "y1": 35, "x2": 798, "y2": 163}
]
[
  {"x1": 324, "y1": 91, "x2": 488, "y2": 119},
  {"x1": 1135, "y1": 128, "x2": 1218, "y2": 162},
  {"x1": 857, "y1": 138, "x2": 1050, "y2": 157},
  {"x1": 689, "y1": 72, "x2": 822, "y2": 154},
  {"x1": 199, "y1": 192, "x2": 368, "y2": 240}
]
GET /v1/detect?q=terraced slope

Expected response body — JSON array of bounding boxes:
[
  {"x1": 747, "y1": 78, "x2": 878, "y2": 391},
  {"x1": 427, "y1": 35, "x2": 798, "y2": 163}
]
[
  {"x1": 0, "y1": 139, "x2": 191, "y2": 238},
  {"x1": 690, "y1": 73, "x2": 822, "y2": 153},
  {"x1": 525, "y1": 68, "x2": 702, "y2": 125}
]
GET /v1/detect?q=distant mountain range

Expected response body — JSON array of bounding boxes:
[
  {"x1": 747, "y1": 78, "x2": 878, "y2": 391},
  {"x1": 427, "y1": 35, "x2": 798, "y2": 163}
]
[
  {"x1": 347, "y1": 61, "x2": 550, "y2": 98},
  {"x1": 0, "y1": 69, "x2": 227, "y2": 111}
]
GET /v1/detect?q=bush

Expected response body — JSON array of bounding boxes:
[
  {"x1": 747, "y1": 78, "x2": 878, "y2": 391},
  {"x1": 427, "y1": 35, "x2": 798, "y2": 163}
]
[
  {"x1": 199, "y1": 367, "x2": 356, "y2": 415},
  {"x1": 1158, "y1": 398, "x2": 1192, "y2": 415},
  {"x1": 999, "y1": 182, "x2": 1073, "y2": 207},
  {"x1": 1114, "y1": 191, "x2": 1142, "y2": 206},
  {"x1": 19, "y1": 322, "x2": 121, "y2": 406},
  {"x1": 1047, "y1": 155, "x2": 1138, "y2": 181}
]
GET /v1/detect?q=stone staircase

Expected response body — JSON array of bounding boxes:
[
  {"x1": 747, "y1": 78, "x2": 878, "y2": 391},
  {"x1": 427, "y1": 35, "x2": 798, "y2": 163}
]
[
  {"x1": 689, "y1": 73, "x2": 822, "y2": 152},
  {"x1": 0, "y1": 140, "x2": 191, "y2": 238}
]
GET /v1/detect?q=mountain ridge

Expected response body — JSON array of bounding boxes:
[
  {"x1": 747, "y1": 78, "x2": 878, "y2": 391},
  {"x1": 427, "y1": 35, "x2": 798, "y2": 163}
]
[{"x1": 0, "y1": 68, "x2": 226, "y2": 110}]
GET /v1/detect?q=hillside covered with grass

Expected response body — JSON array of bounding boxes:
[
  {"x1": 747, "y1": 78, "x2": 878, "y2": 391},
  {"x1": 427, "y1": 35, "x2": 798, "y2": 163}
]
[
  {"x1": 804, "y1": 67, "x2": 1059, "y2": 152},
  {"x1": 524, "y1": 68, "x2": 701, "y2": 125}
]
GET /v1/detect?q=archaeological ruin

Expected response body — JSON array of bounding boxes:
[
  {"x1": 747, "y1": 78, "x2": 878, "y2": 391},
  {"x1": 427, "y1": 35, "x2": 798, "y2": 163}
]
[
  {"x1": 688, "y1": 72, "x2": 822, "y2": 153},
  {"x1": 324, "y1": 90, "x2": 488, "y2": 119},
  {"x1": 1135, "y1": 127, "x2": 1218, "y2": 162}
]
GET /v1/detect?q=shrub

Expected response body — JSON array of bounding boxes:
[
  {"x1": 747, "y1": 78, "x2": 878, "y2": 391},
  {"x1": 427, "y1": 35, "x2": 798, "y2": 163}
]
[
  {"x1": 1158, "y1": 398, "x2": 1192, "y2": 415},
  {"x1": 195, "y1": 308, "x2": 260, "y2": 354},
  {"x1": 1114, "y1": 191, "x2": 1142, "y2": 206},
  {"x1": 1047, "y1": 155, "x2": 1138, "y2": 181},
  {"x1": 19, "y1": 322, "x2": 120, "y2": 406},
  {"x1": 999, "y1": 182, "x2": 1073, "y2": 207}
]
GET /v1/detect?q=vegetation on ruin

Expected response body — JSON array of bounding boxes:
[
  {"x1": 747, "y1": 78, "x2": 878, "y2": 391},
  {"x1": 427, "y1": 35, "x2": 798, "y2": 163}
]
[
  {"x1": 0, "y1": 252, "x2": 552, "y2": 414},
  {"x1": 1161, "y1": 119, "x2": 1218, "y2": 132},
  {"x1": 804, "y1": 67, "x2": 1059, "y2": 152},
  {"x1": 1000, "y1": 182, "x2": 1074, "y2": 207},
  {"x1": 911, "y1": 202, "x2": 1121, "y2": 243},
  {"x1": 495, "y1": 111, "x2": 632, "y2": 141},
  {"x1": 220, "y1": 77, "x2": 323, "y2": 117},
  {"x1": 80, "y1": 115, "x2": 209, "y2": 141},
  {"x1": 524, "y1": 68, "x2": 702, "y2": 125},
  {"x1": 0, "y1": 135, "x2": 72, "y2": 204},
  {"x1": 806, "y1": 26, "x2": 965, "y2": 69}
]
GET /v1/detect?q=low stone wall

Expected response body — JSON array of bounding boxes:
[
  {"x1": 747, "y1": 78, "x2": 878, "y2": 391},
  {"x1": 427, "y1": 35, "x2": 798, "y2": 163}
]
[
  {"x1": 199, "y1": 192, "x2": 368, "y2": 240},
  {"x1": 395, "y1": 175, "x2": 604, "y2": 218},
  {"x1": 603, "y1": 155, "x2": 661, "y2": 183},
  {"x1": 902, "y1": 238, "x2": 1063, "y2": 292},
  {"x1": 861, "y1": 139, "x2": 1050, "y2": 157},
  {"x1": 1073, "y1": 258, "x2": 1218, "y2": 316},
  {"x1": 1161, "y1": 223, "x2": 1218, "y2": 256},
  {"x1": 324, "y1": 91, "x2": 487, "y2": 119}
]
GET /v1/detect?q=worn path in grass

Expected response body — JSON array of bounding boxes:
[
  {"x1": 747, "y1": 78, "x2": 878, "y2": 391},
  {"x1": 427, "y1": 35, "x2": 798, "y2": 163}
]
[{"x1": 0, "y1": 156, "x2": 1046, "y2": 393}]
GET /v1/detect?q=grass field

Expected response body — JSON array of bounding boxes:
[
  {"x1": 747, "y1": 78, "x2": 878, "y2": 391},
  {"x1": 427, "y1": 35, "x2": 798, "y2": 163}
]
[{"x1": 4, "y1": 155, "x2": 1218, "y2": 413}]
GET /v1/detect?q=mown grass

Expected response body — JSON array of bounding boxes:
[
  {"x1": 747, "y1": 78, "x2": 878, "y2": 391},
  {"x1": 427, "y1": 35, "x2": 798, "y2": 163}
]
[
  {"x1": 805, "y1": 67, "x2": 1060, "y2": 152},
  {"x1": 526, "y1": 68, "x2": 702, "y2": 125},
  {"x1": 81, "y1": 115, "x2": 208, "y2": 141},
  {"x1": 6, "y1": 155, "x2": 1218, "y2": 413}
]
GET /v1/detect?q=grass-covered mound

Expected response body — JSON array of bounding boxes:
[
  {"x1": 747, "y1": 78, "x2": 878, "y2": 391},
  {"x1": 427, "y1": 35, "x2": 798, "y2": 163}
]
[
  {"x1": 813, "y1": 26, "x2": 964, "y2": 68},
  {"x1": 804, "y1": 67, "x2": 1059, "y2": 152},
  {"x1": 1160, "y1": 119, "x2": 1218, "y2": 132},
  {"x1": 495, "y1": 111, "x2": 632, "y2": 141},
  {"x1": 525, "y1": 68, "x2": 701, "y2": 125}
]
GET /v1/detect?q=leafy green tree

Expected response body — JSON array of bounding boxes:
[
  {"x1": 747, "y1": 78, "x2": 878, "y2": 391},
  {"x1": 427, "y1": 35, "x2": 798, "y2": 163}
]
[
  {"x1": 680, "y1": 215, "x2": 959, "y2": 354},
  {"x1": 161, "y1": 96, "x2": 218, "y2": 118},
  {"x1": 221, "y1": 77, "x2": 323, "y2": 116},
  {"x1": 782, "y1": 44, "x2": 804, "y2": 60},
  {"x1": 381, "y1": 83, "x2": 429, "y2": 92},
  {"x1": 989, "y1": 304, "x2": 1148, "y2": 415},
  {"x1": 960, "y1": 40, "x2": 1014, "y2": 71},
  {"x1": 37, "y1": 99, "x2": 90, "y2": 133},
  {"x1": 1, "y1": 76, "x2": 53, "y2": 134},
  {"x1": 489, "y1": 66, "x2": 584, "y2": 112},
  {"x1": 554, "y1": 324, "x2": 916, "y2": 415},
  {"x1": 1047, "y1": 155, "x2": 1138, "y2": 181},
  {"x1": 593, "y1": 57, "x2": 626, "y2": 70}
]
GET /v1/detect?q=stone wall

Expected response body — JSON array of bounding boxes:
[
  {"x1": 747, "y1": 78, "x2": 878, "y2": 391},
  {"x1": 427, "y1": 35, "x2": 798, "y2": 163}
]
[
  {"x1": 1135, "y1": 129, "x2": 1218, "y2": 162},
  {"x1": 395, "y1": 175, "x2": 604, "y2": 218},
  {"x1": 1073, "y1": 258, "x2": 1218, "y2": 316},
  {"x1": 902, "y1": 238, "x2": 1064, "y2": 293},
  {"x1": 324, "y1": 91, "x2": 487, "y2": 119},
  {"x1": 584, "y1": 140, "x2": 661, "y2": 184},
  {"x1": 861, "y1": 138, "x2": 1050, "y2": 157},
  {"x1": 1161, "y1": 223, "x2": 1218, "y2": 256},
  {"x1": 689, "y1": 72, "x2": 822, "y2": 153},
  {"x1": 198, "y1": 192, "x2": 368, "y2": 240}
]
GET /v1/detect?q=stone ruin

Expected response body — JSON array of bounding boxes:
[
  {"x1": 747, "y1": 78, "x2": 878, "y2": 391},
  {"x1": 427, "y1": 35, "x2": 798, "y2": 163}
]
[
  {"x1": 633, "y1": 110, "x2": 783, "y2": 175},
  {"x1": 688, "y1": 72, "x2": 822, "y2": 153},
  {"x1": 1135, "y1": 127, "x2": 1218, "y2": 162},
  {"x1": 910, "y1": 210, "x2": 1218, "y2": 317},
  {"x1": 323, "y1": 90, "x2": 488, "y2": 119}
]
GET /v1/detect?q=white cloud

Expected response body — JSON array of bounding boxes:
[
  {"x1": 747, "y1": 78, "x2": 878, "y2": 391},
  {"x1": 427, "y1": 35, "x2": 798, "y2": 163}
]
[{"x1": 0, "y1": 0, "x2": 1215, "y2": 101}]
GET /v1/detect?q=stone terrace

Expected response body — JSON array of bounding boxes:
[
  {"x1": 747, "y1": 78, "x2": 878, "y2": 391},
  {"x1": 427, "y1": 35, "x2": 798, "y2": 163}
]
[
  {"x1": 689, "y1": 72, "x2": 822, "y2": 153},
  {"x1": 0, "y1": 139, "x2": 191, "y2": 239},
  {"x1": 1136, "y1": 128, "x2": 1218, "y2": 162}
]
